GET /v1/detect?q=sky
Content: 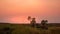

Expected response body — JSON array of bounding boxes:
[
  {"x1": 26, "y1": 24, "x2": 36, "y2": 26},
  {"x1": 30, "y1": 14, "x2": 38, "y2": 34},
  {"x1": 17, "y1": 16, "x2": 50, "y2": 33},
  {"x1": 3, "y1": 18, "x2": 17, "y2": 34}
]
[{"x1": 0, "y1": 0, "x2": 60, "y2": 24}]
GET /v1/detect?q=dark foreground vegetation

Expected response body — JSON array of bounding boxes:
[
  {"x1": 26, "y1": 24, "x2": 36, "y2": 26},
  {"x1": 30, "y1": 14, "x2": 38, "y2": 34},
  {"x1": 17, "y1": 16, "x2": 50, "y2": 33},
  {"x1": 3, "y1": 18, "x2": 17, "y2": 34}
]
[{"x1": 0, "y1": 23, "x2": 60, "y2": 34}]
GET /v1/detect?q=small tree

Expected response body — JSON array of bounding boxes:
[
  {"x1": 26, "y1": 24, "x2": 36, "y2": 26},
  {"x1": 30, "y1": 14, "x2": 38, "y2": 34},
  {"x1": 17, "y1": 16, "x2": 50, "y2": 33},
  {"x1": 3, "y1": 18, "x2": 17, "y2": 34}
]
[
  {"x1": 27, "y1": 16, "x2": 36, "y2": 27},
  {"x1": 41, "y1": 20, "x2": 48, "y2": 29},
  {"x1": 27, "y1": 16, "x2": 32, "y2": 23},
  {"x1": 27, "y1": 16, "x2": 31, "y2": 21},
  {"x1": 30, "y1": 18, "x2": 36, "y2": 27},
  {"x1": 41, "y1": 20, "x2": 45, "y2": 25}
]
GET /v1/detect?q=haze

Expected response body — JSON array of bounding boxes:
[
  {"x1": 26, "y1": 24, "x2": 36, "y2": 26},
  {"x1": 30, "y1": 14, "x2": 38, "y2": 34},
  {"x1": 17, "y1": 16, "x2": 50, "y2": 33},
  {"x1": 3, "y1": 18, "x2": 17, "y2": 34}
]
[{"x1": 0, "y1": 0, "x2": 60, "y2": 24}]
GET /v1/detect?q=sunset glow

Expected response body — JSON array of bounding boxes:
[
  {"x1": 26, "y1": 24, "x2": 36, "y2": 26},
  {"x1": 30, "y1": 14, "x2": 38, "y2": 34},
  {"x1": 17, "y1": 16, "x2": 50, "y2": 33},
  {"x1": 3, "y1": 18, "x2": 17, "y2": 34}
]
[{"x1": 0, "y1": 0, "x2": 60, "y2": 23}]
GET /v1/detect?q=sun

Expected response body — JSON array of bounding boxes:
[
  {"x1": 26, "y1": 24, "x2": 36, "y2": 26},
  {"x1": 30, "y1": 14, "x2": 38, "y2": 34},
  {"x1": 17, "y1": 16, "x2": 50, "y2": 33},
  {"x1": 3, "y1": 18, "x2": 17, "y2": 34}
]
[{"x1": 9, "y1": 16, "x2": 30, "y2": 24}]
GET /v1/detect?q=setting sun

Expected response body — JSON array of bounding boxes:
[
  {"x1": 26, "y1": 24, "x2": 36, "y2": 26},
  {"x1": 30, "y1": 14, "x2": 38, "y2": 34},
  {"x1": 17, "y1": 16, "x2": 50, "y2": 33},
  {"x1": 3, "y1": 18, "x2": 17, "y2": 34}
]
[{"x1": 9, "y1": 16, "x2": 29, "y2": 24}]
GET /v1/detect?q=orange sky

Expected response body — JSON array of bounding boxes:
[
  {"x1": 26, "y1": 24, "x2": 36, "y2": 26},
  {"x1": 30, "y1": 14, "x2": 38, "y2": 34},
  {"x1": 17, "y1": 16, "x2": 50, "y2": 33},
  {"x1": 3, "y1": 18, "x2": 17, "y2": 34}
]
[{"x1": 0, "y1": 0, "x2": 60, "y2": 24}]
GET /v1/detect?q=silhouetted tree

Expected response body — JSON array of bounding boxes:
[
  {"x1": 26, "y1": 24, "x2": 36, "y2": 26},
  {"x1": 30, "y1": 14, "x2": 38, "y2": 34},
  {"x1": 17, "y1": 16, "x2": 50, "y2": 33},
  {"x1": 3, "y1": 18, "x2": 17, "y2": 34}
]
[
  {"x1": 27, "y1": 16, "x2": 37, "y2": 27},
  {"x1": 27, "y1": 16, "x2": 31, "y2": 21},
  {"x1": 41, "y1": 20, "x2": 48, "y2": 29},
  {"x1": 30, "y1": 18, "x2": 36, "y2": 27},
  {"x1": 27, "y1": 16, "x2": 32, "y2": 24},
  {"x1": 41, "y1": 20, "x2": 45, "y2": 25}
]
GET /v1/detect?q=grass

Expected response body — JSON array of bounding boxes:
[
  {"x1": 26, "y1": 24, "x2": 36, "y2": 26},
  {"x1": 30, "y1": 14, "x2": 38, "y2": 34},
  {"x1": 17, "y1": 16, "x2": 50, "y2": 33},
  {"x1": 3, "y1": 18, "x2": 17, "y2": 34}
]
[
  {"x1": 11, "y1": 24, "x2": 41, "y2": 34},
  {"x1": 0, "y1": 24, "x2": 60, "y2": 34}
]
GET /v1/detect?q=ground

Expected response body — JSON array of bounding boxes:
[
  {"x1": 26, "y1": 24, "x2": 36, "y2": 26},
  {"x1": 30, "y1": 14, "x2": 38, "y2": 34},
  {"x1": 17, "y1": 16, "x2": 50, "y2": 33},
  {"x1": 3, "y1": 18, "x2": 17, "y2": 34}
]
[{"x1": 0, "y1": 23, "x2": 60, "y2": 34}]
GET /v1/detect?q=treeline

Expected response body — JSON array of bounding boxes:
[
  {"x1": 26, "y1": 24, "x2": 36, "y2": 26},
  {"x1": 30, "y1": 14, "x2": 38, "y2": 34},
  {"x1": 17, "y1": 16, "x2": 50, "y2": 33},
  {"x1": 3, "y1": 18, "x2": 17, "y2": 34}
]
[{"x1": 28, "y1": 16, "x2": 48, "y2": 30}]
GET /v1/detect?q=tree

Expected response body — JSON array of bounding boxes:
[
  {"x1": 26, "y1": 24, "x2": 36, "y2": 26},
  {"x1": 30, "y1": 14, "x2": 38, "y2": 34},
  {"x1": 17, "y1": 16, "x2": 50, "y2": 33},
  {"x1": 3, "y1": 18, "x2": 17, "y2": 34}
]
[
  {"x1": 27, "y1": 16, "x2": 32, "y2": 23},
  {"x1": 41, "y1": 20, "x2": 48, "y2": 29},
  {"x1": 30, "y1": 18, "x2": 36, "y2": 27},
  {"x1": 27, "y1": 16, "x2": 31, "y2": 21},
  {"x1": 41, "y1": 20, "x2": 45, "y2": 25},
  {"x1": 27, "y1": 16, "x2": 36, "y2": 27}
]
